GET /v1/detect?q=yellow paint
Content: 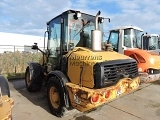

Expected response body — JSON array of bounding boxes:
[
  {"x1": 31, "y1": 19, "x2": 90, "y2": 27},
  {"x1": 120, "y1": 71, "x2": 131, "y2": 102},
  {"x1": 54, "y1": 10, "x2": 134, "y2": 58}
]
[
  {"x1": 66, "y1": 77, "x2": 140, "y2": 112},
  {"x1": 67, "y1": 47, "x2": 132, "y2": 88},
  {"x1": 0, "y1": 95, "x2": 14, "y2": 120}
]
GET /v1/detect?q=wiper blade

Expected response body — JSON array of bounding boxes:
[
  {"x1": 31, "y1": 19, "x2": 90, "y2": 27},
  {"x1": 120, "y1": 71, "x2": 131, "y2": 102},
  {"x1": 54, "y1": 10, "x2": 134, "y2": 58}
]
[{"x1": 72, "y1": 19, "x2": 90, "y2": 40}]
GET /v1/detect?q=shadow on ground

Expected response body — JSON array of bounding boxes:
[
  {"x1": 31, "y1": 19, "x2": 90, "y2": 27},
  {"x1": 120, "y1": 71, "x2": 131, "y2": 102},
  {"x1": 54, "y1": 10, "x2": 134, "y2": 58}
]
[
  {"x1": 151, "y1": 80, "x2": 160, "y2": 85},
  {"x1": 9, "y1": 79, "x2": 51, "y2": 114},
  {"x1": 8, "y1": 79, "x2": 95, "y2": 120},
  {"x1": 75, "y1": 115, "x2": 94, "y2": 120}
]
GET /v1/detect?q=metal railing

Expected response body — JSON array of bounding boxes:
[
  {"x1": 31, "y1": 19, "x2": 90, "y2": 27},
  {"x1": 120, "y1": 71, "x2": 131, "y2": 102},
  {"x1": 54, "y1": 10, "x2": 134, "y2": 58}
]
[{"x1": 0, "y1": 45, "x2": 42, "y2": 74}]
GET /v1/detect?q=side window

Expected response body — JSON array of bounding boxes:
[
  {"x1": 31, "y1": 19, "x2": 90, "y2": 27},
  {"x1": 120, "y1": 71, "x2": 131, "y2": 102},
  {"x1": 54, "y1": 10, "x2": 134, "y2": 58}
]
[
  {"x1": 149, "y1": 37, "x2": 158, "y2": 50},
  {"x1": 124, "y1": 29, "x2": 131, "y2": 47},
  {"x1": 48, "y1": 17, "x2": 61, "y2": 57},
  {"x1": 108, "y1": 31, "x2": 119, "y2": 52}
]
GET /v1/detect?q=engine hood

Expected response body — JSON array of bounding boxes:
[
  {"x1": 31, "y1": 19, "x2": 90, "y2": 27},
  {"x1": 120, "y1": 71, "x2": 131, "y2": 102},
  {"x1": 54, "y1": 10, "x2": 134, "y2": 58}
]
[
  {"x1": 125, "y1": 48, "x2": 149, "y2": 56},
  {"x1": 66, "y1": 47, "x2": 136, "y2": 88},
  {"x1": 67, "y1": 47, "x2": 132, "y2": 64},
  {"x1": 124, "y1": 48, "x2": 160, "y2": 70}
]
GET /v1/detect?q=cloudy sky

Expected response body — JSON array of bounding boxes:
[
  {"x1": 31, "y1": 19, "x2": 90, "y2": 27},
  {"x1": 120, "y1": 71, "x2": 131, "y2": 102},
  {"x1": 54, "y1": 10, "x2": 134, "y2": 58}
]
[{"x1": 0, "y1": 0, "x2": 160, "y2": 36}]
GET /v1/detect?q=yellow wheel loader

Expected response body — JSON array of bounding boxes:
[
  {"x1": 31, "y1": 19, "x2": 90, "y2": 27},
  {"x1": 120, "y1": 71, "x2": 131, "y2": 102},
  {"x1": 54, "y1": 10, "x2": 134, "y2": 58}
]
[
  {"x1": 0, "y1": 75, "x2": 14, "y2": 120},
  {"x1": 25, "y1": 10, "x2": 140, "y2": 117}
]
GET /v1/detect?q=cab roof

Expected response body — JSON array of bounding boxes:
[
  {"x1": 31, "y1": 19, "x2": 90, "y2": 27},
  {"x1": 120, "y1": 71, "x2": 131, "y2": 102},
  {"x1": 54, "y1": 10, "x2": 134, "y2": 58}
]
[
  {"x1": 109, "y1": 25, "x2": 143, "y2": 32},
  {"x1": 47, "y1": 9, "x2": 96, "y2": 25},
  {"x1": 143, "y1": 33, "x2": 159, "y2": 37}
]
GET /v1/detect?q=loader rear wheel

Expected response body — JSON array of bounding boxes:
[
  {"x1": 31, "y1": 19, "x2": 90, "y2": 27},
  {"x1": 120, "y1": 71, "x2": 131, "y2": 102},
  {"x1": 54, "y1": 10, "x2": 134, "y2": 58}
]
[
  {"x1": 47, "y1": 76, "x2": 66, "y2": 117},
  {"x1": 25, "y1": 66, "x2": 41, "y2": 92}
]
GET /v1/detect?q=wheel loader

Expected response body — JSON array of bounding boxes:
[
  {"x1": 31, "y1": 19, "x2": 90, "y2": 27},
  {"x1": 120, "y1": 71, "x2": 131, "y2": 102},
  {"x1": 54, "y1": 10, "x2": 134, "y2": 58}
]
[
  {"x1": 141, "y1": 33, "x2": 160, "y2": 54},
  {"x1": 25, "y1": 10, "x2": 140, "y2": 117},
  {"x1": 107, "y1": 25, "x2": 160, "y2": 83},
  {"x1": 0, "y1": 74, "x2": 14, "y2": 120}
]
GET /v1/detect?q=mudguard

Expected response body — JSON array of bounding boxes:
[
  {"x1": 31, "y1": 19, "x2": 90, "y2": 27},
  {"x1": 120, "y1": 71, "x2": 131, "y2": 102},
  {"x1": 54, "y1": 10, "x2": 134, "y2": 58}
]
[
  {"x1": 28, "y1": 62, "x2": 44, "y2": 84},
  {"x1": 0, "y1": 75, "x2": 10, "y2": 97},
  {"x1": 47, "y1": 70, "x2": 70, "y2": 108}
]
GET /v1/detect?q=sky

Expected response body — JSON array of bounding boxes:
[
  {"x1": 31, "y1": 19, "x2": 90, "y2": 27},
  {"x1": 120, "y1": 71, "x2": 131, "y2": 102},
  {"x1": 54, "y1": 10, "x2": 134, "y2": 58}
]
[{"x1": 0, "y1": 0, "x2": 160, "y2": 37}]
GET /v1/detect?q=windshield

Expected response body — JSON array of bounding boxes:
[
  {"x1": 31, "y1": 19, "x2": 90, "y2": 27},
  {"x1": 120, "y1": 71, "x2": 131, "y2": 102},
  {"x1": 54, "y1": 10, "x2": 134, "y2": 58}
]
[
  {"x1": 124, "y1": 28, "x2": 142, "y2": 48},
  {"x1": 68, "y1": 13, "x2": 103, "y2": 49}
]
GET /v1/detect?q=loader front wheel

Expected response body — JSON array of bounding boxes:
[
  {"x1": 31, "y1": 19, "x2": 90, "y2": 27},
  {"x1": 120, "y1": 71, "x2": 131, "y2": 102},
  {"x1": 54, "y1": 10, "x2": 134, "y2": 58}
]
[
  {"x1": 25, "y1": 66, "x2": 41, "y2": 92},
  {"x1": 47, "y1": 76, "x2": 66, "y2": 117}
]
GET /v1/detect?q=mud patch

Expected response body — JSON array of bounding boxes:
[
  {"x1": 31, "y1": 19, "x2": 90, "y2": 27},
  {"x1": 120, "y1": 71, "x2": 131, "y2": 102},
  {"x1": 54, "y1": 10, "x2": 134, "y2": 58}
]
[
  {"x1": 75, "y1": 115, "x2": 94, "y2": 120},
  {"x1": 156, "y1": 108, "x2": 160, "y2": 117},
  {"x1": 145, "y1": 100, "x2": 160, "y2": 108}
]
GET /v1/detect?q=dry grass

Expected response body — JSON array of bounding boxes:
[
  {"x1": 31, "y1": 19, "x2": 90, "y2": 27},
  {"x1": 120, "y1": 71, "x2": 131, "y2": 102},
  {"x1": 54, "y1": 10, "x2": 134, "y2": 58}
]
[{"x1": 0, "y1": 51, "x2": 42, "y2": 74}]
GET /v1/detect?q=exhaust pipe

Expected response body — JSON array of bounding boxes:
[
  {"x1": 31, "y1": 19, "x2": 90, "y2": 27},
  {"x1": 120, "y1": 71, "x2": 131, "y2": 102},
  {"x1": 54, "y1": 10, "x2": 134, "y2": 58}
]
[{"x1": 91, "y1": 11, "x2": 102, "y2": 51}]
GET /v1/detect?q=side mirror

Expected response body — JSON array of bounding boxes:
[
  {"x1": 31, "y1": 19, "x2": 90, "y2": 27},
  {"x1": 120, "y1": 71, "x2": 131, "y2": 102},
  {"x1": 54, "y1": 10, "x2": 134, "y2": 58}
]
[
  {"x1": 31, "y1": 43, "x2": 38, "y2": 50},
  {"x1": 98, "y1": 17, "x2": 104, "y2": 23},
  {"x1": 108, "y1": 18, "x2": 110, "y2": 22}
]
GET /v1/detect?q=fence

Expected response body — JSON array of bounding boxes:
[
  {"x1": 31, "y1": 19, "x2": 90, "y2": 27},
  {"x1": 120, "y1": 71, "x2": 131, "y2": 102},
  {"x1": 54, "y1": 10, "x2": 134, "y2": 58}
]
[{"x1": 0, "y1": 45, "x2": 42, "y2": 74}]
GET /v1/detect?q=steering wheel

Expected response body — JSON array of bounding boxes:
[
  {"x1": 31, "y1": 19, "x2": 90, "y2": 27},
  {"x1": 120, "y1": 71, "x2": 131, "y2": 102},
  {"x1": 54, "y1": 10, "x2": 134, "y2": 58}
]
[{"x1": 149, "y1": 45, "x2": 156, "y2": 50}]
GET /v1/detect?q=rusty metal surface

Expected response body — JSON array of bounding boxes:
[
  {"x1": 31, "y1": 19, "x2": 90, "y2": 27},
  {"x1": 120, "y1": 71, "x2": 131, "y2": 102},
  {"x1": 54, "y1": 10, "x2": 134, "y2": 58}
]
[
  {"x1": 139, "y1": 72, "x2": 160, "y2": 83},
  {"x1": 66, "y1": 77, "x2": 140, "y2": 112},
  {"x1": 0, "y1": 95, "x2": 14, "y2": 120}
]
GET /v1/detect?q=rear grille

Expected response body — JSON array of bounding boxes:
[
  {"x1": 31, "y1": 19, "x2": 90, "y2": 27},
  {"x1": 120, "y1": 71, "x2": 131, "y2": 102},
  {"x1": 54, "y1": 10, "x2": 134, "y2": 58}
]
[{"x1": 93, "y1": 59, "x2": 138, "y2": 88}]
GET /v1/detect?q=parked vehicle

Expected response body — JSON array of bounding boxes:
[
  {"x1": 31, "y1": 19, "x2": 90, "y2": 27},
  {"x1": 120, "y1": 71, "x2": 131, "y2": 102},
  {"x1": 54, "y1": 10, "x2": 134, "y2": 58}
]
[
  {"x1": 107, "y1": 25, "x2": 160, "y2": 83},
  {"x1": 25, "y1": 10, "x2": 140, "y2": 117},
  {"x1": 142, "y1": 33, "x2": 160, "y2": 54}
]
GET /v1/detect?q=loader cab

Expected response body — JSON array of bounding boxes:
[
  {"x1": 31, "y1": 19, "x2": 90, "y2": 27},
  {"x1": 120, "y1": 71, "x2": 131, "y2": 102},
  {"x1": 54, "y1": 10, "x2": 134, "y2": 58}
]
[
  {"x1": 46, "y1": 10, "x2": 103, "y2": 71},
  {"x1": 107, "y1": 26, "x2": 143, "y2": 54},
  {"x1": 142, "y1": 34, "x2": 160, "y2": 54}
]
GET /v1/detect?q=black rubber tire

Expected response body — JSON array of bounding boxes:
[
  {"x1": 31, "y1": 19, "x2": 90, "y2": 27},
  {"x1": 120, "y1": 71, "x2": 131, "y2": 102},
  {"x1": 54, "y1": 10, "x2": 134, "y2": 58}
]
[
  {"x1": 25, "y1": 66, "x2": 42, "y2": 92},
  {"x1": 0, "y1": 75, "x2": 10, "y2": 97},
  {"x1": 47, "y1": 76, "x2": 66, "y2": 117}
]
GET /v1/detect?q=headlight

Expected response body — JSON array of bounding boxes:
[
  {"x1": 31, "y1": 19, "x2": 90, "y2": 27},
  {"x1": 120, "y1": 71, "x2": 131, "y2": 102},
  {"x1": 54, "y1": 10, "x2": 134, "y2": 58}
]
[
  {"x1": 138, "y1": 67, "x2": 143, "y2": 71},
  {"x1": 150, "y1": 58, "x2": 155, "y2": 64}
]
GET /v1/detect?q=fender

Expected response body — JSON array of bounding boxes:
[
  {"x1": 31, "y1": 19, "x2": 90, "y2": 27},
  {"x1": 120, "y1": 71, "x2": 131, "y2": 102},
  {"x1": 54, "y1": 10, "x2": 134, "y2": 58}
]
[
  {"x1": 0, "y1": 75, "x2": 10, "y2": 97},
  {"x1": 47, "y1": 70, "x2": 70, "y2": 108},
  {"x1": 27, "y1": 62, "x2": 44, "y2": 84}
]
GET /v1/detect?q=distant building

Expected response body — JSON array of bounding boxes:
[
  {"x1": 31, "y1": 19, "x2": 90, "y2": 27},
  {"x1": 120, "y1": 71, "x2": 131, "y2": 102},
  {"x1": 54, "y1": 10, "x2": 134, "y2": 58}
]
[{"x1": 0, "y1": 32, "x2": 46, "y2": 53}]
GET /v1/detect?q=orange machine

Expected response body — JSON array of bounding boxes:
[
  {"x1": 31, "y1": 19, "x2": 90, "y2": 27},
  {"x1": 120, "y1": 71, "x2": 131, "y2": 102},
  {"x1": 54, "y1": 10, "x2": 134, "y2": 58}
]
[{"x1": 107, "y1": 25, "x2": 160, "y2": 82}]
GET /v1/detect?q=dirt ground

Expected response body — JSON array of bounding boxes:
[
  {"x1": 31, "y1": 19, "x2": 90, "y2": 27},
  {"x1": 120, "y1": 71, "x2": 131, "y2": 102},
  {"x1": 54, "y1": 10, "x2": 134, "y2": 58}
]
[{"x1": 9, "y1": 79, "x2": 160, "y2": 120}]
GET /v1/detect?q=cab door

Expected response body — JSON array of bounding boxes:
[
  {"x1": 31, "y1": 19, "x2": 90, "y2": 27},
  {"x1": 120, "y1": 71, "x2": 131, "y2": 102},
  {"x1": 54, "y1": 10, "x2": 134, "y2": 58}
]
[{"x1": 47, "y1": 16, "x2": 61, "y2": 72}]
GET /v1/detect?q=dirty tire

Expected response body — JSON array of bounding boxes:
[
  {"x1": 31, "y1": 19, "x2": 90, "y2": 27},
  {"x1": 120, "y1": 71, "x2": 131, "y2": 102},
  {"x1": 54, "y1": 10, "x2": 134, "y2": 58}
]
[
  {"x1": 47, "y1": 76, "x2": 66, "y2": 117},
  {"x1": 0, "y1": 75, "x2": 10, "y2": 97},
  {"x1": 25, "y1": 66, "x2": 41, "y2": 92}
]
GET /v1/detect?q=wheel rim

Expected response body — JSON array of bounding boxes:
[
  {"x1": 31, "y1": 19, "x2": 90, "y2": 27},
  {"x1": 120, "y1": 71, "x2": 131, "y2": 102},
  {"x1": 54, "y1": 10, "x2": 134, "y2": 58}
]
[
  {"x1": 49, "y1": 86, "x2": 60, "y2": 109},
  {"x1": 26, "y1": 70, "x2": 31, "y2": 86}
]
